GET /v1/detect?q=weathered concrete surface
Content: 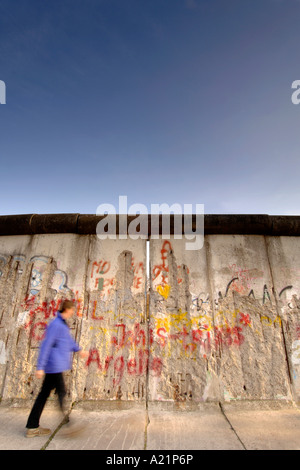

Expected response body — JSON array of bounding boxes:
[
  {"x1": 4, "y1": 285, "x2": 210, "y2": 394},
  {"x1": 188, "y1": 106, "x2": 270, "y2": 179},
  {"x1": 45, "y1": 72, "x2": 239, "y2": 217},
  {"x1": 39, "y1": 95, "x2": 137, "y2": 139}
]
[
  {"x1": 266, "y1": 236, "x2": 300, "y2": 401},
  {"x1": 222, "y1": 401, "x2": 300, "y2": 450},
  {"x1": 47, "y1": 402, "x2": 146, "y2": 450},
  {"x1": 205, "y1": 235, "x2": 292, "y2": 402},
  {"x1": 74, "y1": 237, "x2": 148, "y2": 401},
  {"x1": 148, "y1": 235, "x2": 299, "y2": 403},
  {"x1": 0, "y1": 234, "x2": 148, "y2": 402},
  {"x1": 0, "y1": 401, "x2": 299, "y2": 450},
  {"x1": 0, "y1": 401, "x2": 64, "y2": 450},
  {"x1": 149, "y1": 238, "x2": 214, "y2": 402},
  {"x1": 146, "y1": 402, "x2": 244, "y2": 450},
  {"x1": 0, "y1": 226, "x2": 299, "y2": 405},
  {"x1": 0, "y1": 233, "x2": 90, "y2": 402}
]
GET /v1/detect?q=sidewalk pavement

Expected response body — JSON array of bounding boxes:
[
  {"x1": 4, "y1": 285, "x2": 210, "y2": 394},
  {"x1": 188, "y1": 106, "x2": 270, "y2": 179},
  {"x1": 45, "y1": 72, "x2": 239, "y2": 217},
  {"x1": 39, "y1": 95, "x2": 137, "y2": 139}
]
[{"x1": 0, "y1": 399, "x2": 299, "y2": 450}]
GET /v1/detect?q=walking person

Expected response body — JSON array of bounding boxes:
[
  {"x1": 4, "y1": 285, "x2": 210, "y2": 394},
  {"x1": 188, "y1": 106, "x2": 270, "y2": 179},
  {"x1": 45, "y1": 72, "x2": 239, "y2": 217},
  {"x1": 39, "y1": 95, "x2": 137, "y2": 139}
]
[{"x1": 25, "y1": 299, "x2": 88, "y2": 437}]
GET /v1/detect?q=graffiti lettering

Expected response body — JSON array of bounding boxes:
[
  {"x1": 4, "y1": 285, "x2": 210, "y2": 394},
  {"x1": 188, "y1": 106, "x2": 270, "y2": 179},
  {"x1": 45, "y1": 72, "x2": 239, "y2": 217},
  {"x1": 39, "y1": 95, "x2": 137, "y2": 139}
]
[
  {"x1": 85, "y1": 348, "x2": 163, "y2": 384},
  {"x1": 153, "y1": 241, "x2": 190, "y2": 289}
]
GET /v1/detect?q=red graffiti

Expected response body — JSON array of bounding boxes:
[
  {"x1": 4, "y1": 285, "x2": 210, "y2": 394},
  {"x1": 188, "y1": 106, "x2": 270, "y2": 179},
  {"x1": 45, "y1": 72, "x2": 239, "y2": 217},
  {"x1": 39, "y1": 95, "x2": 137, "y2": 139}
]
[
  {"x1": 239, "y1": 312, "x2": 251, "y2": 327},
  {"x1": 113, "y1": 356, "x2": 125, "y2": 386},
  {"x1": 151, "y1": 357, "x2": 163, "y2": 376},
  {"x1": 153, "y1": 323, "x2": 244, "y2": 353},
  {"x1": 91, "y1": 259, "x2": 114, "y2": 293},
  {"x1": 111, "y1": 323, "x2": 146, "y2": 350},
  {"x1": 94, "y1": 276, "x2": 115, "y2": 292},
  {"x1": 156, "y1": 327, "x2": 168, "y2": 347},
  {"x1": 127, "y1": 358, "x2": 137, "y2": 375},
  {"x1": 91, "y1": 257, "x2": 144, "y2": 292},
  {"x1": 131, "y1": 258, "x2": 144, "y2": 275},
  {"x1": 90, "y1": 300, "x2": 104, "y2": 321},
  {"x1": 23, "y1": 297, "x2": 61, "y2": 340},
  {"x1": 85, "y1": 348, "x2": 162, "y2": 385},
  {"x1": 22, "y1": 294, "x2": 83, "y2": 341},
  {"x1": 152, "y1": 240, "x2": 172, "y2": 286},
  {"x1": 91, "y1": 260, "x2": 111, "y2": 277},
  {"x1": 191, "y1": 329, "x2": 211, "y2": 353},
  {"x1": 152, "y1": 240, "x2": 189, "y2": 286},
  {"x1": 86, "y1": 348, "x2": 102, "y2": 369},
  {"x1": 133, "y1": 276, "x2": 142, "y2": 289},
  {"x1": 214, "y1": 326, "x2": 244, "y2": 348},
  {"x1": 131, "y1": 257, "x2": 144, "y2": 290},
  {"x1": 73, "y1": 290, "x2": 83, "y2": 317},
  {"x1": 31, "y1": 321, "x2": 47, "y2": 341},
  {"x1": 149, "y1": 328, "x2": 154, "y2": 346}
]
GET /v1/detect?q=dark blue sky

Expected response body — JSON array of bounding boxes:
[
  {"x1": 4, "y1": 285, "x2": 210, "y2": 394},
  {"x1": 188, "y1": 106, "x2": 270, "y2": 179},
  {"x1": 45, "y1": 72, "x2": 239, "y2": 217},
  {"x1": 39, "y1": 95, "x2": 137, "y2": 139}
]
[{"x1": 1, "y1": 0, "x2": 300, "y2": 215}]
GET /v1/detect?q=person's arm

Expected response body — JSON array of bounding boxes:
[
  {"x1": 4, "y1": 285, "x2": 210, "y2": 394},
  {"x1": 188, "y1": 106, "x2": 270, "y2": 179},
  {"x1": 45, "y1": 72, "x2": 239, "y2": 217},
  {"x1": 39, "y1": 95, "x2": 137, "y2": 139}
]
[
  {"x1": 69, "y1": 334, "x2": 81, "y2": 353},
  {"x1": 36, "y1": 322, "x2": 57, "y2": 373},
  {"x1": 68, "y1": 333, "x2": 89, "y2": 358},
  {"x1": 69, "y1": 336, "x2": 88, "y2": 358}
]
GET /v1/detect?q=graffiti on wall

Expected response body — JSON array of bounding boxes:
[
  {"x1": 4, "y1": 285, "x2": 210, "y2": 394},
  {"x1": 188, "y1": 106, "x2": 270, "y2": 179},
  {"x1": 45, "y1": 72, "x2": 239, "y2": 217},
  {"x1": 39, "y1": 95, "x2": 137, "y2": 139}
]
[
  {"x1": 83, "y1": 320, "x2": 163, "y2": 386},
  {"x1": 1, "y1": 239, "x2": 300, "y2": 400},
  {"x1": 90, "y1": 256, "x2": 144, "y2": 296},
  {"x1": 152, "y1": 240, "x2": 190, "y2": 300}
]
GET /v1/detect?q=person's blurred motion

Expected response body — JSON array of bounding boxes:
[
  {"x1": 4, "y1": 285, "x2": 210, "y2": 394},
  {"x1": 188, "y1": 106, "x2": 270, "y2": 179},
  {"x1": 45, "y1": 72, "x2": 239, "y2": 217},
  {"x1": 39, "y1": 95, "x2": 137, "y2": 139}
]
[
  {"x1": 25, "y1": 300, "x2": 88, "y2": 438},
  {"x1": 57, "y1": 419, "x2": 89, "y2": 438}
]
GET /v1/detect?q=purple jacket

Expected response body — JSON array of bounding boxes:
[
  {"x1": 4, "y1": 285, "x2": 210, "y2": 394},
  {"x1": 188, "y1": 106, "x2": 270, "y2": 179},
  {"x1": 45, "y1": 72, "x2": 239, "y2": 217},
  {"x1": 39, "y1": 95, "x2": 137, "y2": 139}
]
[{"x1": 37, "y1": 311, "x2": 81, "y2": 373}]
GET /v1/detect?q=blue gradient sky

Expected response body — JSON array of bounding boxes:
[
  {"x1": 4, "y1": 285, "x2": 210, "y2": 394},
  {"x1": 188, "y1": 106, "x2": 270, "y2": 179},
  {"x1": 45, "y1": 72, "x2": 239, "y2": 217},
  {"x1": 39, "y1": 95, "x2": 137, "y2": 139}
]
[{"x1": 0, "y1": 0, "x2": 300, "y2": 215}]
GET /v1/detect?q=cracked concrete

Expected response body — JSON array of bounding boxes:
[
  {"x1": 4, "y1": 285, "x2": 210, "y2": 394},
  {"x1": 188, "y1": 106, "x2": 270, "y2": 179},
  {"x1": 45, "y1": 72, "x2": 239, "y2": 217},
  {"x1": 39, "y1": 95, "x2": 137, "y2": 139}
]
[{"x1": 0, "y1": 400, "x2": 299, "y2": 450}]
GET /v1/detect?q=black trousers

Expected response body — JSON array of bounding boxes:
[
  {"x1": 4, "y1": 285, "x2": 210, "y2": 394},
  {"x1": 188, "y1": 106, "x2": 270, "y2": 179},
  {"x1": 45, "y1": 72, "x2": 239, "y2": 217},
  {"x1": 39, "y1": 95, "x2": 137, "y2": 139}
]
[{"x1": 26, "y1": 372, "x2": 66, "y2": 429}]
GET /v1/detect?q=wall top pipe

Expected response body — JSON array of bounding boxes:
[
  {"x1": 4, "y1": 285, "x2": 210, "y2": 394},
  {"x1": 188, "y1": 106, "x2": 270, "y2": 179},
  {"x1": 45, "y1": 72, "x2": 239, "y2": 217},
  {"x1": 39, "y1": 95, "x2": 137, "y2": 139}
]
[{"x1": 0, "y1": 213, "x2": 299, "y2": 236}]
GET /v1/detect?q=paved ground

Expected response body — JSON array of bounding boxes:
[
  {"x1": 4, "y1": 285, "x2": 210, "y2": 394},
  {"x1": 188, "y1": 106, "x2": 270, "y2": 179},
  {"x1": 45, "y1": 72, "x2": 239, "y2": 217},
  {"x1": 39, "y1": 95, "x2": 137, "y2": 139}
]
[{"x1": 0, "y1": 399, "x2": 299, "y2": 450}]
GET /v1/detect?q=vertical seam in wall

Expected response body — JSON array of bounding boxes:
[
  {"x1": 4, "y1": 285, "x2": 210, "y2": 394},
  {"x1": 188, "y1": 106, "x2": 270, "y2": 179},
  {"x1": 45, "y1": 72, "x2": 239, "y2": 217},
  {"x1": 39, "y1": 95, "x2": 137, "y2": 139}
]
[
  {"x1": 0, "y1": 337, "x2": 9, "y2": 399},
  {"x1": 0, "y1": 257, "x2": 13, "y2": 400},
  {"x1": 205, "y1": 236, "x2": 218, "y2": 331},
  {"x1": 72, "y1": 233, "x2": 92, "y2": 403},
  {"x1": 144, "y1": 237, "x2": 151, "y2": 449},
  {"x1": 204, "y1": 235, "x2": 219, "y2": 381},
  {"x1": 263, "y1": 235, "x2": 294, "y2": 398}
]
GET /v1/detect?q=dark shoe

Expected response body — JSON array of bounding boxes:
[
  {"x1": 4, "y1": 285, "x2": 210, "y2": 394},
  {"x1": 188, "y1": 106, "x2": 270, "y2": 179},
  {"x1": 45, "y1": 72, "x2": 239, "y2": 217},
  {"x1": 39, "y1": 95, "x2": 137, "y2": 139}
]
[{"x1": 25, "y1": 427, "x2": 51, "y2": 438}]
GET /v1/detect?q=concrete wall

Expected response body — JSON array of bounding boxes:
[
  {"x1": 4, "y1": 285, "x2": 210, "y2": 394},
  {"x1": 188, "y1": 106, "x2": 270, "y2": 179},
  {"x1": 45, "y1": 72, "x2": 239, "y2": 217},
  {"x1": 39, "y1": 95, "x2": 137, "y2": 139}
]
[{"x1": 0, "y1": 228, "x2": 299, "y2": 404}]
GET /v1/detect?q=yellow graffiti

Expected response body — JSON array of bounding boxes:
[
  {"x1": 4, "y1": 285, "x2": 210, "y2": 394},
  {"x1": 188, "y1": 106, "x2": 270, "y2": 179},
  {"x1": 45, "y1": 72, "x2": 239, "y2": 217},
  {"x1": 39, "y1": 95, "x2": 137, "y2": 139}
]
[
  {"x1": 154, "y1": 309, "x2": 214, "y2": 333},
  {"x1": 214, "y1": 309, "x2": 240, "y2": 328},
  {"x1": 89, "y1": 326, "x2": 108, "y2": 334},
  {"x1": 155, "y1": 316, "x2": 171, "y2": 333},
  {"x1": 260, "y1": 315, "x2": 282, "y2": 327},
  {"x1": 157, "y1": 284, "x2": 171, "y2": 299},
  {"x1": 170, "y1": 308, "x2": 188, "y2": 325}
]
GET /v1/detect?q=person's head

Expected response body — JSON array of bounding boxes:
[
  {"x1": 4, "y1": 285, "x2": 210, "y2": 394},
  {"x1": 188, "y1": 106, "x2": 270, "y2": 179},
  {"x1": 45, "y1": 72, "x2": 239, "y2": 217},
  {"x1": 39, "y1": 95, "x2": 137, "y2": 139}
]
[{"x1": 59, "y1": 300, "x2": 75, "y2": 319}]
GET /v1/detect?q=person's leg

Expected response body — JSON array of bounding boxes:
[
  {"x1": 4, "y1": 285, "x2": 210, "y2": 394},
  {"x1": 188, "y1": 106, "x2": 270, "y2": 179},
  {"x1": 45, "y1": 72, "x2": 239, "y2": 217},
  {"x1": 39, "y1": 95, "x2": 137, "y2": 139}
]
[
  {"x1": 52, "y1": 372, "x2": 70, "y2": 424},
  {"x1": 54, "y1": 372, "x2": 67, "y2": 415},
  {"x1": 26, "y1": 374, "x2": 55, "y2": 429}
]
